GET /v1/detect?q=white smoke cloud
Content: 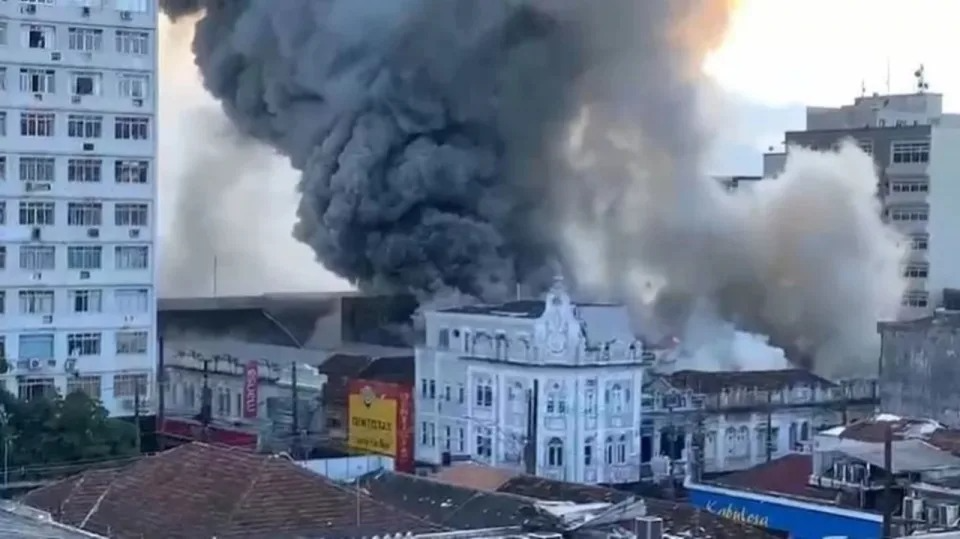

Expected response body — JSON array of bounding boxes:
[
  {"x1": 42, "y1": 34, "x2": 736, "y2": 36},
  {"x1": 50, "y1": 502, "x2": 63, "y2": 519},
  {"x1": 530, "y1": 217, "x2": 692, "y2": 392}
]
[
  {"x1": 561, "y1": 131, "x2": 908, "y2": 377},
  {"x1": 157, "y1": 17, "x2": 350, "y2": 297}
]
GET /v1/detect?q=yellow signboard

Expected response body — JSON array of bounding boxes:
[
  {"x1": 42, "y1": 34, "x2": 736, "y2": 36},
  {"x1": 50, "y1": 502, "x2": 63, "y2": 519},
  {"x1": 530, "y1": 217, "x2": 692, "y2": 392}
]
[{"x1": 348, "y1": 390, "x2": 398, "y2": 456}]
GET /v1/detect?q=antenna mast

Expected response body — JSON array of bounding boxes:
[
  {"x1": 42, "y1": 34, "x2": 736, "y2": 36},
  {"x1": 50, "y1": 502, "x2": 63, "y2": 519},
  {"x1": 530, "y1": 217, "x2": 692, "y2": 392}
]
[{"x1": 914, "y1": 64, "x2": 929, "y2": 94}]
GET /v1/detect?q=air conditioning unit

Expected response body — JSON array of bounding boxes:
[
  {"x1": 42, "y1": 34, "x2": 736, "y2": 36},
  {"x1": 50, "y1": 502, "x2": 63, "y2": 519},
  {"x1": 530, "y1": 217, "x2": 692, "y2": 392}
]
[
  {"x1": 82, "y1": 142, "x2": 95, "y2": 151},
  {"x1": 86, "y1": 228, "x2": 100, "y2": 238},
  {"x1": 120, "y1": 10, "x2": 132, "y2": 21},
  {"x1": 133, "y1": 98, "x2": 143, "y2": 107},
  {"x1": 940, "y1": 504, "x2": 960, "y2": 527},
  {"x1": 79, "y1": 271, "x2": 91, "y2": 280},
  {"x1": 28, "y1": 359, "x2": 42, "y2": 371},
  {"x1": 21, "y1": 4, "x2": 37, "y2": 14},
  {"x1": 31, "y1": 272, "x2": 43, "y2": 281},
  {"x1": 82, "y1": 6, "x2": 91, "y2": 16},
  {"x1": 71, "y1": 95, "x2": 81, "y2": 104},
  {"x1": 33, "y1": 93, "x2": 43, "y2": 101},
  {"x1": 51, "y1": 52, "x2": 61, "y2": 61},
  {"x1": 64, "y1": 359, "x2": 78, "y2": 374},
  {"x1": 903, "y1": 496, "x2": 925, "y2": 522},
  {"x1": 121, "y1": 398, "x2": 136, "y2": 411},
  {"x1": 30, "y1": 227, "x2": 42, "y2": 241},
  {"x1": 25, "y1": 181, "x2": 52, "y2": 192},
  {"x1": 129, "y1": 228, "x2": 140, "y2": 238},
  {"x1": 42, "y1": 315, "x2": 53, "y2": 324}
]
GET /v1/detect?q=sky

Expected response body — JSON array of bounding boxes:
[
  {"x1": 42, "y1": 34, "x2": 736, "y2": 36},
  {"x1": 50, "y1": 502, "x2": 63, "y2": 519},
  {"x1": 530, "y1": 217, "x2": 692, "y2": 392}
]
[{"x1": 158, "y1": 0, "x2": 959, "y2": 295}]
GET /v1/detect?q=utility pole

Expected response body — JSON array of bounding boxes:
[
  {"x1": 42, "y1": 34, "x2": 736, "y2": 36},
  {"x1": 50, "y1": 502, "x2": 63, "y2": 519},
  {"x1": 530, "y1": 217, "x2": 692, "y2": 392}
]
[
  {"x1": 212, "y1": 256, "x2": 219, "y2": 297},
  {"x1": 0, "y1": 405, "x2": 8, "y2": 487},
  {"x1": 133, "y1": 380, "x2": 142, "y2": 454},
  {"x1": 765, "y1": 390, "x2": 773, "y2": 463},
  {"x1": 157, "y1": 336, "x2": 165, "y2": 451},
  {"x1": 200, "y1": 359, "x2": 212, "y2": 442},
  {"x1": 881, "y1": 423, "x2": 894, "y2": 538},
  {"x1": 290, "y1": 361, "x2": 299, "y2": 457}
]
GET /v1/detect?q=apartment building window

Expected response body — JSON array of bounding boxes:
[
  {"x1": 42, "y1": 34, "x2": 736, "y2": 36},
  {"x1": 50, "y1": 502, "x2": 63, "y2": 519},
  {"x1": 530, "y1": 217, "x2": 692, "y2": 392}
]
[
  {"x1": 19, "y1": 157, "x2": 55, "y2": 183},
  {"x1": 0, "y1": 201, "x2": 5, "y2": 225},
  {"x1": 19, "y1": 290, "x2": 54, "y2": 315},
  {"x1": 891, "y1": 141, "x2": 930, "y2": 164},
  {"x1": 67, "y1": 245, "x2": 102, "y2": 270},
  {"x1": 888, "y1": 206, "x2": 928, "y2": 222},
  {"x1": 114, "y1": 116, "x2": 149, "y2": 140},
  {"x1": 70, "y1": 71, "x2": 102, "y2": 96},
  {"x1": 19, "y1": 377, "x2": 56, "y2": 401},
  {"x1": 19, "y1": 333, "x2": 54, "y2": 360},
  {"x1": 70, "y1": 289, "x2": 102, "y2": 313},
  {"x1": 547, "y1": 437, "x2": 564, "y2": 467},
  {"x1": 67, "y1": 376, "x2": 102, "y2": 400},
  {"x1": 67, "y1": 114, "x2": 103, "y2": 139},
  {"x1": 0, "y1": 157, "x2": 5, "y2": 180},
  {"x1": 857, "y1": 140, "x2": 874, "y2": 156},
  {"x1": 115, "y1": 245, "x2": 148, "y2": 269},
  {"x1": 68, "y1": 27, "x2": 103, "y2": 52},
  {"x1": 114, "y1": 203, "x2": 148, "y2": 226},
  {"x1": 114, "y1": 373, "x2": 149, "y2": 397},
  {"x1": 114, "y1": 288, "x2": 148, "y2": 314},
  {"x1": 67, "y1": 333, "x2": 101, "y2": 356},
  {"x1": 903, "y1": 263, "x2": 929, "y2": 279},
  {"x1": 18, "y1": 201, "x2": 55, "y2": 225},
  {"x1": 890, "y1": 181, "x2": 929, "y2": 193},
  {"x1": 911, "y1": 234, "x2": 929, "y2": 251},
  {"x1": 0, "y1": 22, "x2": 6, "y2": 46},
  {"x1": 20, "y1": 112, "x2": 55, "y2": 137},
  {"x1": 19, "y1": 68, "x2": 55, "y2": 94},
  {"x1": 0, "y1": 112, "x2": 6, "y2": 136},
  {"x1": 19, "y1": 246, "x2": 55, "y2": 271},
  {"x1": 0, "y1": 247, "x2": 5, "y2": 270},
  {"x1": 115, "y1": 331, "x2": 148, "y2": 354},
  {"x1": 67, "y1": 202, "x2": 102, "y2": 226},
  {"x1": 118, "y1": 73, "x2": 149, "y2": 99},
  {"x1": 902, "y1": 290, "x2": 929, "y2": 308},
  {"x1": 0, "y1": 68, "x2": 5, "y2": 92},
  {"x1": 115, "y1": 160, "x2": 148, "y2": 183},
  {"x1": 68, "y1": 158, "x2": 102, "y2": 182},
  {"x1": 115, "y1": 30, "x2": 149, "y2": 55},
  {"x1": 22, "y1": 24, "x2": 56, "y2": 50}
]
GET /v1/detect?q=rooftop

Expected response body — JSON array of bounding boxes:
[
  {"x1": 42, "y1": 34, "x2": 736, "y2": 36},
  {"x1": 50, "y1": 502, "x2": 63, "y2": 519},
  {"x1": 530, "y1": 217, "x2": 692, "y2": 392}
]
[
  {"x1": 22, "y1": 443, "x2": 439, "y2": 538},
  {"x1": 0, "y1": 502, "x2": 103, "y2": 538},
  {"x1": 367, "y1": 469, "x2": 778, "y2": 538},
  {"x1": 712, "y1": 454, "x2": 842, "y2": 503},
  {"x1": 668, "y1": 369, "x2": 834, "y2": 394},
  {"x1": 440, "y1": 300, "x2": 547, "y2": 319}
]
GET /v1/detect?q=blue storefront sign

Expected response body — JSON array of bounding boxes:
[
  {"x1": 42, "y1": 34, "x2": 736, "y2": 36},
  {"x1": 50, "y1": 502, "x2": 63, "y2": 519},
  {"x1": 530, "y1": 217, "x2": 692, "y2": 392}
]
[{"x1": 686, "y1": 481, "x2": 882, "y2": 539}]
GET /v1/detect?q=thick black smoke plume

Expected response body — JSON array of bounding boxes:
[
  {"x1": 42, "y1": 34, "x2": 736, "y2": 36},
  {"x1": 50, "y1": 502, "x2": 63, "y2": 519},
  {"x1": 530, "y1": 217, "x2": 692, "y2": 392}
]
[{"x1": 158, "y1": 0, "x2": 717, "y2": 302}]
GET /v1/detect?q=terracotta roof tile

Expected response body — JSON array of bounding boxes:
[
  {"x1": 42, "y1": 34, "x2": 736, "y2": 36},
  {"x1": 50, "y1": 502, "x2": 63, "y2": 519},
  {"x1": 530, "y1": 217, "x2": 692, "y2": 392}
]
[
  {"x1": 23, "y1": 443, "x2": 439, "y2": 538},
  {"x1": 713, "y1": 454, "x2": 840, "y2": 502}
]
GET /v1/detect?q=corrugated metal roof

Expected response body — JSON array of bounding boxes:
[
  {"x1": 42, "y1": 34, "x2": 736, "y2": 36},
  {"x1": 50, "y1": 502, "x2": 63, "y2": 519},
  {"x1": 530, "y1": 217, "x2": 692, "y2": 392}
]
[{"x1": 835, "y1": 439, "x2": 960, "y2": 472}]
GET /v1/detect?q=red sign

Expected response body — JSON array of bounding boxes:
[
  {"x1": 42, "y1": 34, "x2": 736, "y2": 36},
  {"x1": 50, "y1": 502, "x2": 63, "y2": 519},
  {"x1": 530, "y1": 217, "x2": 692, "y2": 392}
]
[
  {"x1": 347, "y1": 379, "x2": 414, "y2": 473},
  {"x1": 243, "y1": 360, "x2": 259, "y2": 419}
]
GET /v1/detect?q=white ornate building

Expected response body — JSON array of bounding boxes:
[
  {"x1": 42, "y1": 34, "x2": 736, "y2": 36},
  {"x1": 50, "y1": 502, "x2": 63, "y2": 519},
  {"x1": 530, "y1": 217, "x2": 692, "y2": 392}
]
[{"x1": 415, "y1": 278, "x2": 651, "y2": 484}]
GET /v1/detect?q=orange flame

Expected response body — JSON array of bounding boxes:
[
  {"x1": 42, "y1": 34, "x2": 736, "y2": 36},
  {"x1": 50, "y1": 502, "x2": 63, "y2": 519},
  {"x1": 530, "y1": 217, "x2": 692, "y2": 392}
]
[{"x1": 671, "y1": 0, "x2": 743, "y2": 68}]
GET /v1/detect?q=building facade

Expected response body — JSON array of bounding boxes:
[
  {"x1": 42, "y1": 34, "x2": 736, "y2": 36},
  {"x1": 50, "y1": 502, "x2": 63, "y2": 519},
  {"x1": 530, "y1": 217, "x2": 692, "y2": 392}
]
[
  {"x1": 415, "y1": 278, "x2": 650, "y2": 484},
  {"x1": 652, "y1": 370, "x2": 878, "y2": 475},
  {"x1": 764, "y1": 89, "x2": 960, "y2": 318},
  {"x1": 0, "y1": 0, "x2": 158, "y2": 415}
]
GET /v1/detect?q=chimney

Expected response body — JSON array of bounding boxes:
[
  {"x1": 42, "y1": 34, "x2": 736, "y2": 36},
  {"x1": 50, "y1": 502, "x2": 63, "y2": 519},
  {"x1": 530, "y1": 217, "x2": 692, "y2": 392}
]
[{"x1": 634, "y1": 516, "x2": 663, "y2": 539}]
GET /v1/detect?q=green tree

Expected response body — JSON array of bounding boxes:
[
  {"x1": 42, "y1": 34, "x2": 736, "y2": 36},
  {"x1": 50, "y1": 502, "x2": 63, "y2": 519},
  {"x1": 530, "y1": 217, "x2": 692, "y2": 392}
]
[{"x1": 0, "y1": 389, "x2": 137, "y2": 475}]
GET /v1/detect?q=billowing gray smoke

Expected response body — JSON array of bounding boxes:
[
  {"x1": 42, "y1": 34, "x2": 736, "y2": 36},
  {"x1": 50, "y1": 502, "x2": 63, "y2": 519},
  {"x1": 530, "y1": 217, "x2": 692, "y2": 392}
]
[{"x1": 161, "y1": 0, "x2": 908, "y2": 377}]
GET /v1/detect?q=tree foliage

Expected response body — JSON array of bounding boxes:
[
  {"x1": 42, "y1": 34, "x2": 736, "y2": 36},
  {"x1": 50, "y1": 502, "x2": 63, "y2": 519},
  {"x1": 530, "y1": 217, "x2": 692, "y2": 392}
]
[{"x1": 0, "y1": 389, "x2": 138, "y2": 470}]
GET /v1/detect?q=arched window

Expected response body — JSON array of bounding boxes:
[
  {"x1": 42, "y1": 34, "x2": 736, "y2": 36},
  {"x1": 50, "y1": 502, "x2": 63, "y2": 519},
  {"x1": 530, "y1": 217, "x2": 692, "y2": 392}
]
[
  {"x1": 789, "y1": 422, "x2": 798, "y2": 448},
  {"x1": 724, "y1": 427, "x2": 737, "y2": 455},
  {"x1": 605, "y1": 436, "x2": 615, "y2": 464},
  {"x1": 508, "y1": 382, "x2": 525, "y2": 414},
  {"x1": 800, "y1": 421, "x2": 810, "y2": 441},
  {"x1": 610, "y1": 383, "x2": 624, "y2": 413},
  {"x1": 584, "y1": 437, "x2": 595, "y2": 466},
  {"x1": 738, "y1": 426, "x2": 749, "y2": 457},
  {"x1": 616, "y1": 434, "x2": 628, "y2": 464},
  {"x1": 547, "y1": 437, "x2": 564, "y2": 467},
  {"x1": 474, "y1": 376, "x2": 493, "y2": 408}
]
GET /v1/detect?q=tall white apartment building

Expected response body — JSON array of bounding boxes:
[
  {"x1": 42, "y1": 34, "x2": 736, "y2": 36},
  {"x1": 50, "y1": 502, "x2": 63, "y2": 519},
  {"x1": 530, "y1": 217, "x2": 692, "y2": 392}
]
[
  {"x1": 764, "y1": 87, "x2": 960, "y2": 320},
  {"x1": 0, "y1": 0, "x2": 157, "y2": 416}
]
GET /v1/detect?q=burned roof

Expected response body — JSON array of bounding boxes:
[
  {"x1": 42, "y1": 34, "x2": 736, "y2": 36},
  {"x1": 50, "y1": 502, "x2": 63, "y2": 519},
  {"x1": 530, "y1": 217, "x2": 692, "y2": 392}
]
[
  {"x1": 441, "y1": 300, "x2": 546, "y2": 318},
  {"x1": 668, "y1": 369, "x2": 834, "y2": 394},
  {"x1": 712, "y1": 454, "x2": 841, "y2": 503},
  {"x1": 431, "y1": 464, "x2": 519, "y2": 491},
  {"x1": 22, "y1": 443, "x2": 438, "y2": 539},
  {"x1": 358, "y1": 355, "x2": 415, "y2": 384},
  {"x1": 317, "y1": 353, "x2": 376, "y2": 378},
  {"x1": 159, "y1": 293, "x2": 418, "y2": 349},
  {"x1": 828, "y1": 414, "x2": 945, "y2": 444},
  {"x1": 494, "y1": 475, "x2": 776, "y2": 538}
]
